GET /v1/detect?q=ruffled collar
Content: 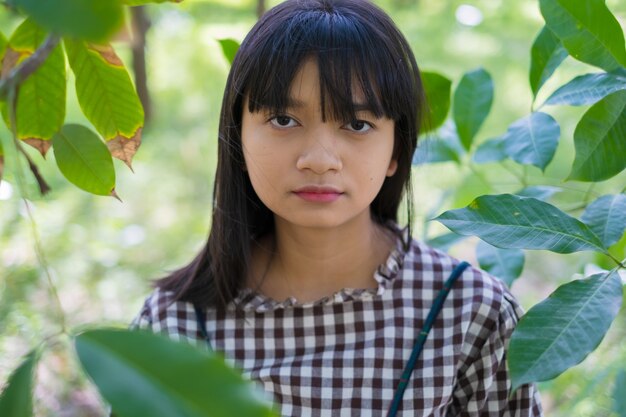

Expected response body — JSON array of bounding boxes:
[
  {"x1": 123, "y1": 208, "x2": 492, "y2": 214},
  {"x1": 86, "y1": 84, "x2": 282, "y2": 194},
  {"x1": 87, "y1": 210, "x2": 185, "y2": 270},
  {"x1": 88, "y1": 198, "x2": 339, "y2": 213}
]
[{"x1": 230, "y1": 224, "x2": 409, "y2": 313}]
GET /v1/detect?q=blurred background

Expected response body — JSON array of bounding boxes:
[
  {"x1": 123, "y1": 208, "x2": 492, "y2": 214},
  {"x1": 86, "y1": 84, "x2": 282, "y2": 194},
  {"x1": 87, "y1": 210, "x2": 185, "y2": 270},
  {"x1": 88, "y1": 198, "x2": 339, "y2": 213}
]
[{"x1": 1, "y1": 0, "x2": 625, "y2": 415}]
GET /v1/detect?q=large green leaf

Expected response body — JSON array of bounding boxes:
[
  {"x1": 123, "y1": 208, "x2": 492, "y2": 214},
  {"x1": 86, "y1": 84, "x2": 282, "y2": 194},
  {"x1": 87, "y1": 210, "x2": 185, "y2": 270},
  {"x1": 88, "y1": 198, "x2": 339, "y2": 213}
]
[
  {"x1": 218, "y1": 38, "x2": 240, "y2": 66},
  {"x1": 569, "y1": 90, "x2": 626, "y2": 181},
  {"x1": 65, "y1": 39, "x2": 143, "y2": 169},
  {"x1": 501, "y1": 112, "x2": 560, "y2": 171},
  {"x1": 1, "y1": 19, "x2": 66, "y2": 157},
  {"x1": 529, "y1": 26, "x2": 568, "y2": 97},
  {"x1": 539, "y1": 0, "x2": 626, "y2": 72},
  {"x1": 581, "y1": 194, "x2": 626, "y2": 249},
  {"x1": 453, "y1": 68, "x2": 493, "y2": 150},
  {"x1": 614, "y1": 369, "x2": 626, "y2": 417},
  {"x1": 0, "y1": 349, "x2": 40, "y2": 417},
  {"x1": 420, "y1": 71, "x2": 452, "y2": 133},
  {"x1": 52, "y1": 124, "x2": 116, "y2": 197},
  {"x1": 434, "y1": 194, "x2": 607, "y2": 254},
  {"x1": 0, "y1": 138, "x2": 4, "y2": 182},
  {"x1": 544, "y1": 72, "x2": 626, "y2": 106},
  {"x1": 508, "y1": 270, "x2": 623, "y2": 391},
  {"x1": 9, "y1": 0, "x2": 124, "y2": 43},
  {"x1": 476, "y1": 241, "x2": 524, "y2": 287},
  {"x1": 472, "y1": 137, "x2": 507, "y2": 164},
  {"x1": 75, "y1": 329, "x2": 277, "y2": 417}
]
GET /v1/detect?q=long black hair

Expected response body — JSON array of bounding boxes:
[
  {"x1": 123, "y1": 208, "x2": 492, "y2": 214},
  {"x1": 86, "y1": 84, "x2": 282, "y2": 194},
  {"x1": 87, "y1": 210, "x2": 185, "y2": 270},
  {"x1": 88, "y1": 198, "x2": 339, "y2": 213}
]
[{"x1": 157, "y1": 0, "x2": 426, "y2": 311}]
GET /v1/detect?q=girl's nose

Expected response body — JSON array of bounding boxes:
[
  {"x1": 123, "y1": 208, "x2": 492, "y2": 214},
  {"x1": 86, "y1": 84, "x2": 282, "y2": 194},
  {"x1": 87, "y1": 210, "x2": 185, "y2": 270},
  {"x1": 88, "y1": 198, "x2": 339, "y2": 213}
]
[{"x1": 295, "y1": 127, "x2": 343, "y2": 174}]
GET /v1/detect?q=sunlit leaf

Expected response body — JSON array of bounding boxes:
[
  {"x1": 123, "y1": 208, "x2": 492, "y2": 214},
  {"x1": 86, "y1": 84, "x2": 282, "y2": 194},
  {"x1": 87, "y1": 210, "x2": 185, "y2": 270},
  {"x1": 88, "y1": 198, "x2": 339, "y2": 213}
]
[
  {"x1": 539, "y1": 0, "x2": 626, "y2": 72},
  {"x1": 421, "y1": 71, "x2": 451, "y2": 133},
  {"x1": 0, "y1": 19, "x2": 65, "y2": 157},
  {"x1": 544, "y1": 72, "x2": 626, "y2": 106},
  {"x1": 569, "y1": 90, "x2": 626, "y2": 181},
  {"x1": 476, "y1": 240, "x2": 524, "y2": 287},
  {"x1": 472, "y1": 137, "x2": 507, "y2": 164},
  {"x1": 0, "y1": 31, "x2": 7, "y2": 62},
  {"x1": 529, "y1": 26, "x2": 568, "y2": 97},
  {"x1": 0, "y1": 348, "x2": 40, "y2": 417},
  {"x1": 0, "y1": 139, "x2": 4, "y2": 181},
  {"x1": 218, "y1": 38, "x2": 240, "y2": 66},
  {"x1": 614, "y1": 369, "x2": 626, "y2": 417},
  {"x1": 581, "y1": 194, "x2": 626, "y2": 249},
  {"x1": 509, "y1": 270, "x2": 623, "y2": 391},
  {"x1": 75, "y1": 329, "x2": 277, "y2": 417},
  {"x1": 514, "y1": 185, "x2": 560, "y2": 201},
  {"x1": 65, "y1": 39, "x2": 143, "y2": 169},
  {"x1": 501, "y1": 112, "x2": 560, "y2": 171},
  {"x1": 9, "y1": 0, "x2": 124, "y2": 43},
  {"x1": 434, "y1": 194, "x2": 607, "y2": 254},
  {"x1": 453, "y1": 68, "x2": 493, "y2": 150},
  {"x1": 52, "y1": 124, "x2": 116, "y2": 197},
  {"x1": 426, "y1": 232, "x2": 467, "y2": 252}
]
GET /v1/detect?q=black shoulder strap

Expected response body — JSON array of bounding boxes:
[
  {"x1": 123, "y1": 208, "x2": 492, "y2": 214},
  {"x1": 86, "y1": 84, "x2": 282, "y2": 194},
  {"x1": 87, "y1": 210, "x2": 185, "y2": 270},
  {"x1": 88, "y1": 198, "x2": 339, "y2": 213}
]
[{"x1": 387, "y1": 261, "x2": 470, "y2": 417}]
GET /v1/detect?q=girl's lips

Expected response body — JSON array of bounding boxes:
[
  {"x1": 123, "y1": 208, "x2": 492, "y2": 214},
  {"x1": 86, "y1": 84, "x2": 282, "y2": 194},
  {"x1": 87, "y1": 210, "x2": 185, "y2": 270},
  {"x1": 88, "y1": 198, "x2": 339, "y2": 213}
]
[{"x1": 293, "y1": 186, "x2": 343, "y2": 203}]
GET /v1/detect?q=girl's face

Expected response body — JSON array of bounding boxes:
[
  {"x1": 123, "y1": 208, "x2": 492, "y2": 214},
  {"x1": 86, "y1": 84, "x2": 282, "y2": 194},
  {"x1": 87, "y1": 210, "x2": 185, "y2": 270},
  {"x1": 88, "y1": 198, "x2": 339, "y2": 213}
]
[{"x1": 241, "y1": 58, "x2": 398, "y2": 231}]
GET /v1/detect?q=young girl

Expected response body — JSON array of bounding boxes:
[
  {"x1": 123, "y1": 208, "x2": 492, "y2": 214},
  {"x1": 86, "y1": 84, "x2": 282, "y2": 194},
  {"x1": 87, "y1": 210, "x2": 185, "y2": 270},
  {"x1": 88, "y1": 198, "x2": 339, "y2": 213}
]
[{"x1": 132, "y1": 0, "x2": 543, "y2": 415}]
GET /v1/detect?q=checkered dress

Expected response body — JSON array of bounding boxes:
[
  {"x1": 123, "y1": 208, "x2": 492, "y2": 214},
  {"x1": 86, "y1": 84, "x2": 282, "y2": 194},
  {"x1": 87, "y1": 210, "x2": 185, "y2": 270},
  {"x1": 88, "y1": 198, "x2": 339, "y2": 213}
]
[{"x1": 132, "y1": 234, "x2": 543, "y2": 417}]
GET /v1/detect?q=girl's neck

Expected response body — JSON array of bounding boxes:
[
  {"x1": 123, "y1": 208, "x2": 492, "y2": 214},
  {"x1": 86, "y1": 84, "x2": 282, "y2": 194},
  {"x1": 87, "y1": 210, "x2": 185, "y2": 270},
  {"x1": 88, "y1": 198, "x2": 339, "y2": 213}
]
[{"x1": 250, "y1": 215, "x2": 396, "y2": 303}]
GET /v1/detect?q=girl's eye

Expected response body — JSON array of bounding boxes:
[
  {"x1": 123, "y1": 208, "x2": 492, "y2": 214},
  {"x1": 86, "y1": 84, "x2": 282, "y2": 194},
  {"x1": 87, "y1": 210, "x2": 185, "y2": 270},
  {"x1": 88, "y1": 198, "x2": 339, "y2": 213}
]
[
  {"x1": 269, "y1": 115, "x2": 298, "y2": 128},
  {"x1": 344, "y1": 120, "x2": 373, "y2": 133}
]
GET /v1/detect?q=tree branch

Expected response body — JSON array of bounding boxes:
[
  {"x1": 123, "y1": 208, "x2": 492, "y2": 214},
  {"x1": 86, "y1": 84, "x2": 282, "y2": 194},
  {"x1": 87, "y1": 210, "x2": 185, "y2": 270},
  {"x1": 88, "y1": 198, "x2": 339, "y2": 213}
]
[{"x1": 0, "y1": 33, "x2": 61, "y2": 101}]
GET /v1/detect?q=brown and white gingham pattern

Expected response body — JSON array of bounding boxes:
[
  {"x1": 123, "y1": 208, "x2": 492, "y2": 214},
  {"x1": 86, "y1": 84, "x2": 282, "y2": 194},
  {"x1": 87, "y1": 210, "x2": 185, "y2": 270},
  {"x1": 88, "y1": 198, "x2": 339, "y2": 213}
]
[{"x1": 132, "y1": 237, "x2": 543, "y2": 417}]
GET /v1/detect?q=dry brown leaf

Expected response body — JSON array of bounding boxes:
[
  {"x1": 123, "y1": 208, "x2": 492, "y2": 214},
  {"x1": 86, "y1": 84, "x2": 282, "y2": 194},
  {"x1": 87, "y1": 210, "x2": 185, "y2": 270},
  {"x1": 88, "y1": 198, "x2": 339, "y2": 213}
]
[
  {"x1": 107, "y1": 127, "x2": 142, "y2": 170},
  {"x1": 24, "y1": 138, "x2": 52, "y2": 158},
  {"x1": 1, "y1": 48, "x2": 23, "y2": 79},
  {"x1": 88, "y1": 43, "x2": 124, "y2": 67}
]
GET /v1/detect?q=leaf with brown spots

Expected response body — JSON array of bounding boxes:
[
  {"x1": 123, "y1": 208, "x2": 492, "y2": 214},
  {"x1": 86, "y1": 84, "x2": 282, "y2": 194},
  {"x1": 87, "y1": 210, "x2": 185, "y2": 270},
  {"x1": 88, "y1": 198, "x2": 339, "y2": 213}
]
[
  {"x1": 65, "y1": 39, "x2": 144, "y2": 168},
  {"x1": 0, "y1": 19, "x2": 66, "y2": 157}
]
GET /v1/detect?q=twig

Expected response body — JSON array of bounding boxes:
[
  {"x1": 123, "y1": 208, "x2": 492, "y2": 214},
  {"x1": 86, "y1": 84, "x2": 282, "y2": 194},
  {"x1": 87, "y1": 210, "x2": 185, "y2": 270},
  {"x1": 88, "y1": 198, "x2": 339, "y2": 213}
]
[
  {"x1": 0, "y1": 33, "x2": 61, "y2": 100},
  {"x1": 14, "y1": 139, "x2": 51, "y2": 194},
  {"x1": 7, "y1": 85, "x2": 67, "y2": 334}
]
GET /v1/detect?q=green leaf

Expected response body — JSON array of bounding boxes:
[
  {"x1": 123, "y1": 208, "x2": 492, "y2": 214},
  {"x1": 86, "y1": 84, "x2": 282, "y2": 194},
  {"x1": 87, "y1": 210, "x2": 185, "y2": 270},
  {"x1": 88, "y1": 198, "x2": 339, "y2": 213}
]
[
  {"x1": 581, "y1": 194, "x2": 626, "y2": 249},
  {"x1": 508, "y1": 270, "x2": 623, "y2": 391},
  {"x1": 476, "y1": 241, "x2": 524, "y2": 287},
  {"x1": 426, "y1": 232, "x2": 467, "y2": 252},
  {"x1": 10, "y1": 0, "x2": 124, "y2": 43},
  {"x1": 217, "y1": 38, "x2": 240, "y2": 66},
  {"x1": 434, "y1": 194, "x2": 607, "y2": 254},
  {"x1": 75, "y1": 329, "x2": 277, "y2": 417},
  {"x1": 0, "y1": 349, "x2": 40, "y2": 417},
  {"x1": 569, "y1": 90, "x2": 626, "y2": 181},
  {"x1": 539, "y1": 0, "x2": 626, "y2": 72},
  {"x1": 529, "y1": 26, "x2": 568, "y2": 97},
  {"x1": 472, "y1": 137, "x2": 507, "y2": 164},
  {"x1": 614, "y1": 369, "x2": 626, "y2": 417},
  {"x1": 64, "y1": 39, "x2": 143, "y2": 169},
  {"x1": 0, "y1": 139, "x2": 4, "y2": 182},
  {"x1": 413, "y1": 123, "x2": 464, "y2": 165},
  {"x1": 514, "y1": 185, "x2": 560, "y2": 201},
  {"x1": 544, "y1": 72, "x2": 626, "y2": 106},
  {"x1": 1, "y1": 19, "x2": 66, "y2": 157},
  {"x1": 453, "y1": 68, "x2": 494, "y2": 150},
  {"x1": 0, "y1": 31, "x2": 7, "y2": 63},
  {"x1": 501, "y1": 112, "x2": 560, "y2": 171},
  {"x1": 52, "y1": 124, "x2": 116, "y2": 197},
  {"x1": 421, "y1": 71, "x2": 452, "y2": 133}
]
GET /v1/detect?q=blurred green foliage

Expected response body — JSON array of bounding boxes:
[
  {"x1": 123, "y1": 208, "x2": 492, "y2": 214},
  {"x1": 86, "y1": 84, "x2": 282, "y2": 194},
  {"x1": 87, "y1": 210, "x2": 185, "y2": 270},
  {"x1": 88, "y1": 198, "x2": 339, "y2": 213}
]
[{"x1": 1, "y1": 0, "x2": 625, "y2": 415}]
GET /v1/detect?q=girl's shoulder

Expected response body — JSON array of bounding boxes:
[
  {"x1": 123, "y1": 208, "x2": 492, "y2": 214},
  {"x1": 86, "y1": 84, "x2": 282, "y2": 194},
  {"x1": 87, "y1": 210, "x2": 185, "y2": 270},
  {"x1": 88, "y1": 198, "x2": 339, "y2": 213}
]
[{"x1": 130, "y1": 287, "x2": 201, "y2": 343}]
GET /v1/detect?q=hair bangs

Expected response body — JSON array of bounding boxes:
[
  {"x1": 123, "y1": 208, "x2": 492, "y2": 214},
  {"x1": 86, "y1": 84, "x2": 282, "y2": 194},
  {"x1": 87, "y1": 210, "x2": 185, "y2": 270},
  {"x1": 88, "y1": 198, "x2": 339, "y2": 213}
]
[{"x1": 243, "y1": 4, "x2": 407, "y2": 124}]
